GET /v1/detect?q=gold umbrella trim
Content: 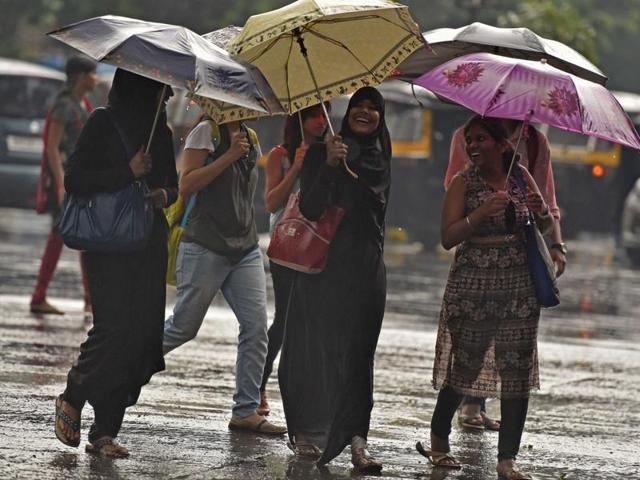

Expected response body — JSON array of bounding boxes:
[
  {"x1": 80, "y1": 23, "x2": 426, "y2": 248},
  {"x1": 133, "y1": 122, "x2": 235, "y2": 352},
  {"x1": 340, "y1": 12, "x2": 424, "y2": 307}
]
[
  {"x1": 189, "y1": 93, "x2": 276, "y2": 124},
  {"x1": 280, "y1": 33, "x2": 423, "y2": 113},
  {"x1": 228, "y1": 4, "x2": 419, "y2": 55}
]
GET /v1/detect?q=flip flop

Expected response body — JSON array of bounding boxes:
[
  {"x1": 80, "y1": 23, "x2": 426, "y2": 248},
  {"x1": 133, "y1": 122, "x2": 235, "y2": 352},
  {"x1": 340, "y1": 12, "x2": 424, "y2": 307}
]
[
  {"x1": 415, "y1": 441, "x2": 462, "y2": 469},
  {"x1": 458, "y1": 413, "x2": 485, "y2": 430},
  {"x1": 481, "y1": 412, "x2": 501, "y2": 431},
  {"x1": 85, "y1": 437, "x2": 130, "y2": 458},
  {"x1": 54, "y1": 394, "x2": 80, "y2": 447},
  {"x1": 497, "y1": 466, "x2": 535, "y2": 479}
]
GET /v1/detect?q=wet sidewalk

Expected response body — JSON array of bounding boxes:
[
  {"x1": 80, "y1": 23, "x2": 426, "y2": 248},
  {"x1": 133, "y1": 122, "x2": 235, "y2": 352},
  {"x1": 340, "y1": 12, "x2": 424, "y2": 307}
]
[{"x1": 1, "y1": 208, "x2": 639, "y2": 479}]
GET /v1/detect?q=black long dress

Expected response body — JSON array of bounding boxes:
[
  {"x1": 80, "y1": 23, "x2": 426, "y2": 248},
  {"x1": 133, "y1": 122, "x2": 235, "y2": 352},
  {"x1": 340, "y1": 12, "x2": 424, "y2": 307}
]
[
  {"x1": 279, "y1": 87, "x2": 391, "y2": 465},
  {"x1": 62, "y1": 70, "x2": 177, "y2": 440}
]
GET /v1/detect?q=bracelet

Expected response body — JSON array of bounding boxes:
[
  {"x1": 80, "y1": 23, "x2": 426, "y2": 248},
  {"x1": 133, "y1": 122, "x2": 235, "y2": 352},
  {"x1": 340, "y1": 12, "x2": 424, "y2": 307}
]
[{"x1": 465, "y1": 215, "x2": 472, "y2": 228}]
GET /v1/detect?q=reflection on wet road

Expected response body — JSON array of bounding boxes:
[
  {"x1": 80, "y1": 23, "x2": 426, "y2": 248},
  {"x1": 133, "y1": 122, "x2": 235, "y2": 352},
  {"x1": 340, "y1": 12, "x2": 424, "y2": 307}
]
[{"x1": 0, "y1": 208, "x2": 639, "y2": 479}]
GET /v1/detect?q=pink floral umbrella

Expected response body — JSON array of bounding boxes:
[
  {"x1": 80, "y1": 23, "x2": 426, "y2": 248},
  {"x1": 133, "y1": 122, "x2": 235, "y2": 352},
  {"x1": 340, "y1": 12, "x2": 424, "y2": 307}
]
[{"x1": 413, "y1": 52, "x2": 640, "y2": 151}]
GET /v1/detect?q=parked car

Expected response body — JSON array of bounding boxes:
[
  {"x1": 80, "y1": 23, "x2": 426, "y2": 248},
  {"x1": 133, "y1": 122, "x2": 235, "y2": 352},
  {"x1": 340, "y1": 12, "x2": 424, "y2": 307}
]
[{"x1": 0, "y1": 57, "x2": 65, "y2": 209}]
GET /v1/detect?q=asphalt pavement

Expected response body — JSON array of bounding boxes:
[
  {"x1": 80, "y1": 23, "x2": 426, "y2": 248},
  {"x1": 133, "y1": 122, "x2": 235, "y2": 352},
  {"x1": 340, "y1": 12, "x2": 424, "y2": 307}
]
[{"x1": 0, "y1": 208, "x2": 639, "y2": 480}]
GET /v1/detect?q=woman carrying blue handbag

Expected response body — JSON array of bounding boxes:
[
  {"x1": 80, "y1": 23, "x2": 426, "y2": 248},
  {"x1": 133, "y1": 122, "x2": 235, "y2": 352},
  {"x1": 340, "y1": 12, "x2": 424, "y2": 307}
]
[{"x1": 53, "y1": 69, "x2": 178, "y2": 458}]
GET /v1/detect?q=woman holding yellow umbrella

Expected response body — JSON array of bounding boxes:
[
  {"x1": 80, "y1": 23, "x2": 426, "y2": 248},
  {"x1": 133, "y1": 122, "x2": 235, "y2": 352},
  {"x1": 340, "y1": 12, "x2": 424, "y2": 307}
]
[{"x1": 278, "y1": 86, "x2": 391, "y2": 473}]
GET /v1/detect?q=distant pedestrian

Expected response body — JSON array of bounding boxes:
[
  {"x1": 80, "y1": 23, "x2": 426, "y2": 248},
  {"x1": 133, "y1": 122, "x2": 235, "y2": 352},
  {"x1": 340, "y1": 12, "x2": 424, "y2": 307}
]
[
  {"x1": 259, "y1": 103, "x2": 330, "y2": 416},
  {"x1": 30, "y1": 55, "x2": 97, "y2": 315},
  {"x1": 417, "y1": 116, "x2": 552, "y2": 480},
  {"x1": 445, "y1": 119, "x2": 567, "y2": 431},
  {"x1": 162, "y1": 115, "x2": 287, "y2": 436},
  {"x1": 279, "y1": 87, "x2": 391, "y2": 473},
  {"x1": 54, "y1": 69, "x2": 178, "y2": 457}
]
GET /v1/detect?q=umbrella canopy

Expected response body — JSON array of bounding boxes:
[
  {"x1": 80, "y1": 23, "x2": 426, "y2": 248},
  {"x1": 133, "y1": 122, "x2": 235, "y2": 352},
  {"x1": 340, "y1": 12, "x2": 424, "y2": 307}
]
[
  {"x1": 192, "y1": 25, "x2": 285, "y2": 122},
  {"x1": 413, "y1": 53, "x2": 640, "y2": 150},
  {"x1": 395, "y1": 22, "x2": 607, "y2": 86},
  {"x1": 226, "y1": 0, "x2": 425, "y2": 116},
  {"x1": 47, "y1": 15, "x2": 282, "y2": 123}
]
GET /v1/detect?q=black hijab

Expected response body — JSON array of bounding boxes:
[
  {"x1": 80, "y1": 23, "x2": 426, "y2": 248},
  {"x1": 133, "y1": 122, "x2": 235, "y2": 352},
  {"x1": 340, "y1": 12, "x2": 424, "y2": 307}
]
[
  {"x1": 339, "y1": 86, "x2": 391, "y2": 195},
  {"x1": 340, "y1": 86, "x2": 392, "y2": 159},
  {"x1": 107, "y1": 69, "x2": 175, "y2": 188}
]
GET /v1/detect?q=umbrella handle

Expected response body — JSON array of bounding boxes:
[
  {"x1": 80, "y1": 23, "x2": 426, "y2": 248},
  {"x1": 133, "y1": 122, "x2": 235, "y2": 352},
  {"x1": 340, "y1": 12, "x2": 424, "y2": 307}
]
[
  {"x1": 315, "y1": 73, "x2": 359, "y2": 179},
  {"x1": 293, "y1": 28, "x2": 357, "y2": 179},
  {"x1": 146, "y1": 85, "x2": 168, "y2": 154},
  {"x1": 504, "y1": 112, "x2": 533, "y2": 190}
]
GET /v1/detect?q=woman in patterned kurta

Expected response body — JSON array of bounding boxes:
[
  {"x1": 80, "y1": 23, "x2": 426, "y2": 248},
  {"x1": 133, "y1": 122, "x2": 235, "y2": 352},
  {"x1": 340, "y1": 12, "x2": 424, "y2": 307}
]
[{"x1": 417, "y1": 116, "x2": 553, "y2": 480}]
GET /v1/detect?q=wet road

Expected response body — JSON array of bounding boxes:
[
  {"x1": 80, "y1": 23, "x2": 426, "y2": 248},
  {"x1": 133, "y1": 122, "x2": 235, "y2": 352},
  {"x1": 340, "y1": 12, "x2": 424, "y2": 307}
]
[{"x1": 0, "y1": 208, "x2": 639, "y2": 479}]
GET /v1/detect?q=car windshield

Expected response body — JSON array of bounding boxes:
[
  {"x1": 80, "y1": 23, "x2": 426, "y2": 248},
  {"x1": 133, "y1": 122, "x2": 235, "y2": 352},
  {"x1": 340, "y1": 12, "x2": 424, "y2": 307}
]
[{"x1": 0, "y1": 75, "x2": 63, "y2": 118}]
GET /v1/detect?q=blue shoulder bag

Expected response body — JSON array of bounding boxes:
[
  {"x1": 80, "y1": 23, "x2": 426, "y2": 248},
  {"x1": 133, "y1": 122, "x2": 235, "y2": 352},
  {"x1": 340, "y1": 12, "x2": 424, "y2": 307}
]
[
  {"x1": 513, "y1": 171, "x2": 560, "y2": 308},
  {"x1": 58, "y1": 108, "x2": 154, "y2": 252}
]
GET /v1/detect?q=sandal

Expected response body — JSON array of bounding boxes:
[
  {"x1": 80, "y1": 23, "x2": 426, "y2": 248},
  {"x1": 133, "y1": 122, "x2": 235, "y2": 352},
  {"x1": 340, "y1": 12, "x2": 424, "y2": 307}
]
[
  {"x1": 85, "y1": 437, "x2": 130, "y2": 458},
  {"x1": 287, "y1": 440, "x2": 323, "y2": 459},
  {"x1": 54, "y1": 394, "x2": 80, "y2": 447},
  {"x1": 497, "y1": 465, "x2": 534, "y2": 479},
  {"x1": 228, "y1": 415, "x2": 287, "y2": 435},
  {"x1": 458, "y1": 412, "x2": 484, "y2": 430},
  {"x1": 351, "y1": 447, "x2": 383, "y2": 473},
  {"x1": 415, "y1": 441, "x2": 462, "y2": 469},
  {"x1": 31, "y1": 300, "x2": 64, "y2": 315},
  {"x1": 481, "y1": 411, "x2": 501, "y2": 431}
]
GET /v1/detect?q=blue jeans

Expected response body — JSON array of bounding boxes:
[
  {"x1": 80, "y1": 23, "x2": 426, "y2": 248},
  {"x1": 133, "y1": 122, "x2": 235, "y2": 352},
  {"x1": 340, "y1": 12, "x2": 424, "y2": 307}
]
[{"x1": 163, "y1": 242, "x2": 268, "y2": 418}]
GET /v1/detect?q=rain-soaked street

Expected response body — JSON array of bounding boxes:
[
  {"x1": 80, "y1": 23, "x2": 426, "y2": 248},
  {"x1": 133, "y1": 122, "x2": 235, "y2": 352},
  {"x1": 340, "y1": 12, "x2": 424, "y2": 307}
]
[{"x1": 1, "y1": 207, "x2": 639, "y2": 480}]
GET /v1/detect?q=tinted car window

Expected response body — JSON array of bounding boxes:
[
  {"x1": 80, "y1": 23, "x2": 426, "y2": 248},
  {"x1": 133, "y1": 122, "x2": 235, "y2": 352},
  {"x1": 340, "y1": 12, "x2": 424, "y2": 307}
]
[{"x1": 0, "y1": 75, "x2": 62, "y2": 118}]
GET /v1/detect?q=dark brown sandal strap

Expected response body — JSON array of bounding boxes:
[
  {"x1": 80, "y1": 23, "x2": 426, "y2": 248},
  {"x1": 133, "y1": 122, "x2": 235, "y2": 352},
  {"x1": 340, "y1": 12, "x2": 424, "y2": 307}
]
[
  {"x1": 91, "y1": 437, "x2": 114, "y2": 450},
  {"x1": 56, "y1": 397, "x2": 80, "y2": 431}
]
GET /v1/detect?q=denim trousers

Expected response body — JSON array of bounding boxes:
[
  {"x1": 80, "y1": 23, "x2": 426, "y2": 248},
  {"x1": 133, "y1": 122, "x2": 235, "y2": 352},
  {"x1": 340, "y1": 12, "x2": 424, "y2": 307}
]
[{"x1": 163, "y1": 242, "x2": 268, "y2": 418}]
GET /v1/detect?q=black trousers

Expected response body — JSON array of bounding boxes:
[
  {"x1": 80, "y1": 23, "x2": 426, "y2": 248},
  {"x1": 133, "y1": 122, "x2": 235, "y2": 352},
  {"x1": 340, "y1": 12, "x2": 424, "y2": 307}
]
[
  {"x1": 260, "y1": 261, "x2": 297, "y2": 391},
  {"x1": 62, "y1": 215, "x2": 167, "y2": 443},
  {"x1": 430, "y1": 386, "x2": 529, "y2": 460}
]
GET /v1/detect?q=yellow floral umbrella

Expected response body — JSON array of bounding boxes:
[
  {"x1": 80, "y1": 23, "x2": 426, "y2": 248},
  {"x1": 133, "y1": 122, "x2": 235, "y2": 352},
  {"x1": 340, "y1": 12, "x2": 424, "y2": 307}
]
[{"x1": 224, "y1": 0, "x2": 426, "y2": 127}]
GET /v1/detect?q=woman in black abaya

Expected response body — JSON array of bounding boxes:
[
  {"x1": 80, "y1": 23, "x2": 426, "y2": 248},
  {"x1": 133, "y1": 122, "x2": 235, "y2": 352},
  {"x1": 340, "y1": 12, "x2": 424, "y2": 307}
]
[
  {"x1": 53, "y1": 69, "x2": 177, "y2": 457},
  {"x1": 278, "y1": 87, "x2": 391, "y2": 473}
]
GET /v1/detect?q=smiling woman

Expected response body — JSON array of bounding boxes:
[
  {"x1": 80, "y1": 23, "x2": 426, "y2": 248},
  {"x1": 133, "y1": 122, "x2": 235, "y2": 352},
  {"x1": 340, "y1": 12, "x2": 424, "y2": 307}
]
[
  {"x1": 278, "y1": 87, "x2": 392, "y2": 473},
  {"x1": 418, "y1": 116, "x2": 551, "y2": 479}
]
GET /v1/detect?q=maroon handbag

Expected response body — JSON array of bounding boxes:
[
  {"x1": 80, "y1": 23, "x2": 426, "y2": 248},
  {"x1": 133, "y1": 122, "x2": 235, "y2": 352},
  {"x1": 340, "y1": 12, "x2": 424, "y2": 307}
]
[{"x1": 267, "y1": 193, "x2": 345, "y2": 274}]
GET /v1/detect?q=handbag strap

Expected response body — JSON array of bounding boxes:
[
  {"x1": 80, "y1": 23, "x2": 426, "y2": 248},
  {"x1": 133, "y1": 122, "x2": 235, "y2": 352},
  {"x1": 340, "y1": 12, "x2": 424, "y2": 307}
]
[
  {"x1": 103, "y1": 107, "x2": 136, "y2": 160},
  {"x1": 512, "y1": 168, "x2": 535, "y2": 223}
]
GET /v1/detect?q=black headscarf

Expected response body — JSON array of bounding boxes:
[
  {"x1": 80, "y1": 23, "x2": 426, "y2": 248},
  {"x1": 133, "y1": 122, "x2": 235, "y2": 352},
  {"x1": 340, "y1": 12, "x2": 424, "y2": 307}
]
[
  {"x1": 107, "y1": 69, "x2": 175, "y2": 188},
  {"x1": 339, "y1": 86, "x2": 391, "y2": 195},
  {"x1": 340, "y1": 86, "x2": 392, "y2": 159}
]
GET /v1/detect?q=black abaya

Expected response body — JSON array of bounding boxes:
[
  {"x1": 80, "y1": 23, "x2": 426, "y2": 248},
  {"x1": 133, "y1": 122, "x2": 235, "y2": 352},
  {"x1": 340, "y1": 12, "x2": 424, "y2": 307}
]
[
  {"x1": 278, "y1": 87, "x2": 391, "y2": 465},
  {"x1": 62, "y1": 70, "x2": 177, "y2": 441}
]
